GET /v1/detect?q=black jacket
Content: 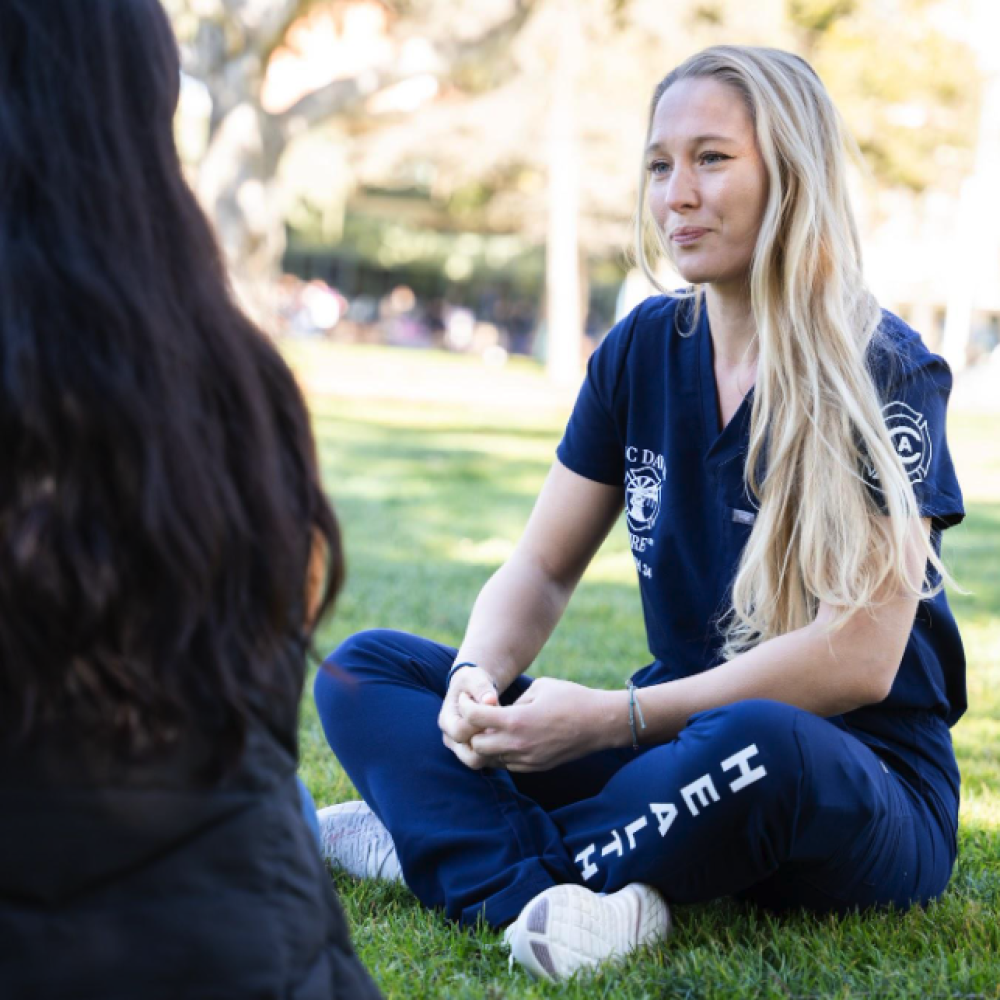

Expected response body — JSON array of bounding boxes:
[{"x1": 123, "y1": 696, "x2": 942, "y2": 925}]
[{"x1": 0, "y1": 717, "x2": 381, "y2": 1000}]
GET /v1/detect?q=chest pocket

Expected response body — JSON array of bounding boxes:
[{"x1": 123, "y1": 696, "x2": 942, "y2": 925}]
[{"x1": 715, "y1": 451, "x2": 759, "y2": 566}]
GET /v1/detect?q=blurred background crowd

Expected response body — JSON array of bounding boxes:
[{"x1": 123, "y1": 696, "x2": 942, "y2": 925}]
[{"x1": 166, "y1": 0, "x2": 1000, "y2": 393}]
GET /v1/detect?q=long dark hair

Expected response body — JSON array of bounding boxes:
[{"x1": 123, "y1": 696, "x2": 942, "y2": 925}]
[{"x1": 0, "y1": 0, "x2": 342, "y2": 770}]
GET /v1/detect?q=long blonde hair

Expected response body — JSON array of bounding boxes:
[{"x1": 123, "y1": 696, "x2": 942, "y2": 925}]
[{"x1": 635, "y1": 45, "x2": 950, "y2": 657}]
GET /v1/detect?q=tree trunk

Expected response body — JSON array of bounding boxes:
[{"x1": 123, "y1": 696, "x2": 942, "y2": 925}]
[
  {"x1": 196, "y1": 101, "x2": 287, "y2": 324},
  {"x1": 179, "y1": 1, "x2": 534, "y2": 326},
  {"x1": 544, "y1": 0, "x2": 582, "y2": 385}
]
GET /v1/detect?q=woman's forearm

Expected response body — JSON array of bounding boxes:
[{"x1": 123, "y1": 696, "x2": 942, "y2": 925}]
[
  {"x1": 594, "y1": 613, "x2": 908, "y2": 750},
  {"x1": 449, "y1": 461, "x2": 624, "y2": 696},
  {"x1": 454, "y1": 554, "x2": 574, "y2": 693},
  {"x1": 594, "y1": 520, "x2": 927, "y2": 750}
]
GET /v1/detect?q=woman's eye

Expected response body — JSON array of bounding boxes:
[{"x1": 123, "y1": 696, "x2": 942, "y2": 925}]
[
  {"x1": 701, "y1": 152, "x2": 730, "y2": 165},
  {"x1": 647, "y1": 160, "x2": 671, "y2": 176}
]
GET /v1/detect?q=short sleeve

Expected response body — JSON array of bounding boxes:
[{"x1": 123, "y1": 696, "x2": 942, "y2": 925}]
[
  {"x1": 868, "y1": 321, "x2": 965, "y2": 530},
  {"x1": 555, "y1": 308, "x2": 638, "y2": 486}
]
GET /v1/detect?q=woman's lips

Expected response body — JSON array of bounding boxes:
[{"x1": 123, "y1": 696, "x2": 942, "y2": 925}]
[{"x1": 671, "y1": 227, "x2": 709, "y2": 245}]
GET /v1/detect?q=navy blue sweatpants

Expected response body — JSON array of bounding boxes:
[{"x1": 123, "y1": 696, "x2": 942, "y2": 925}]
[{"x1": 314, "y1": 629, "x2": 957, "y2": 928}]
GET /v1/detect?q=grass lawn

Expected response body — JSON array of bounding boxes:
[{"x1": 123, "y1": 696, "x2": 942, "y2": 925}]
[{"x1": 294, "y1": 343, "x2": 1000, "y2": 999}]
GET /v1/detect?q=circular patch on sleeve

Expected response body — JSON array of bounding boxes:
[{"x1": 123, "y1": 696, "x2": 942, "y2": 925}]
[{"x1": 881, "y1": 400, "x2": 932, "y2": 484}]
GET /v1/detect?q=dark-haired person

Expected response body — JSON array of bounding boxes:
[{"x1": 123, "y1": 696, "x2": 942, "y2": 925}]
[
  {"x1": 0, "y1": 1, "x2": 379, "y2": 997},
  {"x1": 315, "y1": 45, "x2": 966, "y2": 983}
]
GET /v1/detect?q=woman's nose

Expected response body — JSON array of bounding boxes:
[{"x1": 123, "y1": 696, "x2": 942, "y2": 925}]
[{"x1": 665, "y1": 164, "x2": 699, "y2": 212}]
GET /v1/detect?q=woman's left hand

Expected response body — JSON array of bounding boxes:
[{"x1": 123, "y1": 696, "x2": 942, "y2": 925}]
[{"x1": 461, "y1": 677, "x2": 620, "y2": 772}]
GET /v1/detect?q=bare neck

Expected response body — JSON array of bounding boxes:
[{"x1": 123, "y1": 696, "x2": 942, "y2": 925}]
[{"x1": 705, "y1": 283, "x2": 757, "y2": 370}]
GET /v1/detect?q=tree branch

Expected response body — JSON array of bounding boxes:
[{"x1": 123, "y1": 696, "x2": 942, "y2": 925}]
[
  {"x1": 235, "y1": 0, "x2": 315, "y2": 64},
  {"x1": 272, "y1": 0, "x2": 536, "y2": 137},
  {"x1": 273, "y1": 71, "x2": 399, "y2": 133},
  {"x1": 418, "y1": 0, "x2": 534, "y2": 77}
]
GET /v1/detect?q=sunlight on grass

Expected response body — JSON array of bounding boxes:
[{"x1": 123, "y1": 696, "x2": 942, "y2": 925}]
[{"x1": 961, "y1": 790, "x2": 1000, "y2": 830}]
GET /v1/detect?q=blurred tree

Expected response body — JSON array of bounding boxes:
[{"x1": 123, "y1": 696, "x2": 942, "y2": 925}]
[
  {"x1": 787, "y1": 0, "x2": 858, "y2": 39},
  {"x1": 168, "y1": 0, "x2": 979, "y2": 379},
  {"x1": 164, "y1": 0, "x2": 532, "y2": 314},
  {"x1": 787, "y1": 0, "x2": 979, "y2": 191},
  {"x1": 344, "y1": 0, "x2": 789, "y2": 379},
  {"x1": 350, "y1": 0, "x2": 976, "y2": 377}
]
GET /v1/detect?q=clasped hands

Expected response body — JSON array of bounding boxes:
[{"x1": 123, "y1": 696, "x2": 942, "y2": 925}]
[{"x1": 437, "y1": 669, "x2": 611, "y2": 772}]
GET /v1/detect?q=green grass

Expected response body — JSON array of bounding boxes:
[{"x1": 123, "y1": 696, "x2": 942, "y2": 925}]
[{"x1": 295, "y1": 345, "x2": 1000, "y2": 999}]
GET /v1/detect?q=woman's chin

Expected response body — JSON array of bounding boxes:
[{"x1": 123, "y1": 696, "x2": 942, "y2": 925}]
[
  {"x1": 674, "y1": 266, "x2": 713, "y2": 286},
  {"x1": 669, "y1": 253, "x2": 719, "y2": 287},
  {"x1": 673, "y1": 263, "x2": 750, "y2": 291}
]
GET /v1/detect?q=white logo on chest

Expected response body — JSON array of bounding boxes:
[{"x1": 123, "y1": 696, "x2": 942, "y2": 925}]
[{"x1": 624, "y1": 447, "x2": 666, "y2": 533}]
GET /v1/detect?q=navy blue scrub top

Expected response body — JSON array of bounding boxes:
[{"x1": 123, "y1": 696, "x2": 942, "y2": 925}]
[{"x1": 557, "y1": 295, "x2": 966, "y2": 798}]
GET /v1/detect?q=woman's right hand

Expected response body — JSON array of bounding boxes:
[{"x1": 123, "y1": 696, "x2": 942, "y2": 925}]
[
  {"x1": 436, "y1": 460, "x2": 624, "y2": 770},
  {"x1": 438, "y1": 666, "x2": 500, "y2": 770}
]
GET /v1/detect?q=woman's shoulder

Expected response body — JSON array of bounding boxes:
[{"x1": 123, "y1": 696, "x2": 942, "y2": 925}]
[
  {"x1": 600, "y1": 293, "x2": 687, "y2": 358},
  {"x1": 868, "y1": 308, "x2": 953, "y2": 391},
  {"x1": 635, "y1": 291, "x2": 685, "y2": 325},
  {"x1": 632, "y1": 291, "x2": 687, "y2": 335}
]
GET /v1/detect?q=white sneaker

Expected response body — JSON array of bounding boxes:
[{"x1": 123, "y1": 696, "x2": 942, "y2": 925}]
[
  {"x1": 504, "y1": 883, "x2": 670, "y2": 981},
  {"x1": 316, "y1": 800, "x2": 404, "y2": 883}
]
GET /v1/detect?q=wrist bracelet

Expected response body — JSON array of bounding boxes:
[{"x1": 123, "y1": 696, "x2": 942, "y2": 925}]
[
  {"x1": 627, "y1": 680, "x2": 647, "y2": 751},
  {"x1": 446, "y1": 661, "x2": 498, "y2": 692}
]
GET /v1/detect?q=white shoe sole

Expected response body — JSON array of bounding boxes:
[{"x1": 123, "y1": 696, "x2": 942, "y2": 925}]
[{"x1": 505, "y1": 883, "x2": 670, "y2": 981}]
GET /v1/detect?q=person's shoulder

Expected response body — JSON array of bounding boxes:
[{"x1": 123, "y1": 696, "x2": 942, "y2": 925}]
[
  {"x1": 605, "y1": 292, "x2": 686, "y2": 353},
  {"x1": 633, "y1": 291, "x2": 686, "y2": 333},
  {"x1": 868, "y1": 308, "x2": 952, "y2": 388},
  {"x1": 871, "y1": 308, "x2": 944, "y2": 368}
]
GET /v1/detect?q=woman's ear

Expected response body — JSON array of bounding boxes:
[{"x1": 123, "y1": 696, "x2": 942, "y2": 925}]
[{"x1": 304, "y1": 528, "x2": 328, "y2": 629}]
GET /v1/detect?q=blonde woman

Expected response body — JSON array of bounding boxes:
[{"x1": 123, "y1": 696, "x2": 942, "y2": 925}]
[{"x1": 315, "y1": 46, "x2": 965, "y2": 981}]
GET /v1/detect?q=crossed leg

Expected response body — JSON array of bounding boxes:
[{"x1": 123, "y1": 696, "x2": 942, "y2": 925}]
[{"x1": 315, "y1": 629, "x2": 954, "y2": 928}]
